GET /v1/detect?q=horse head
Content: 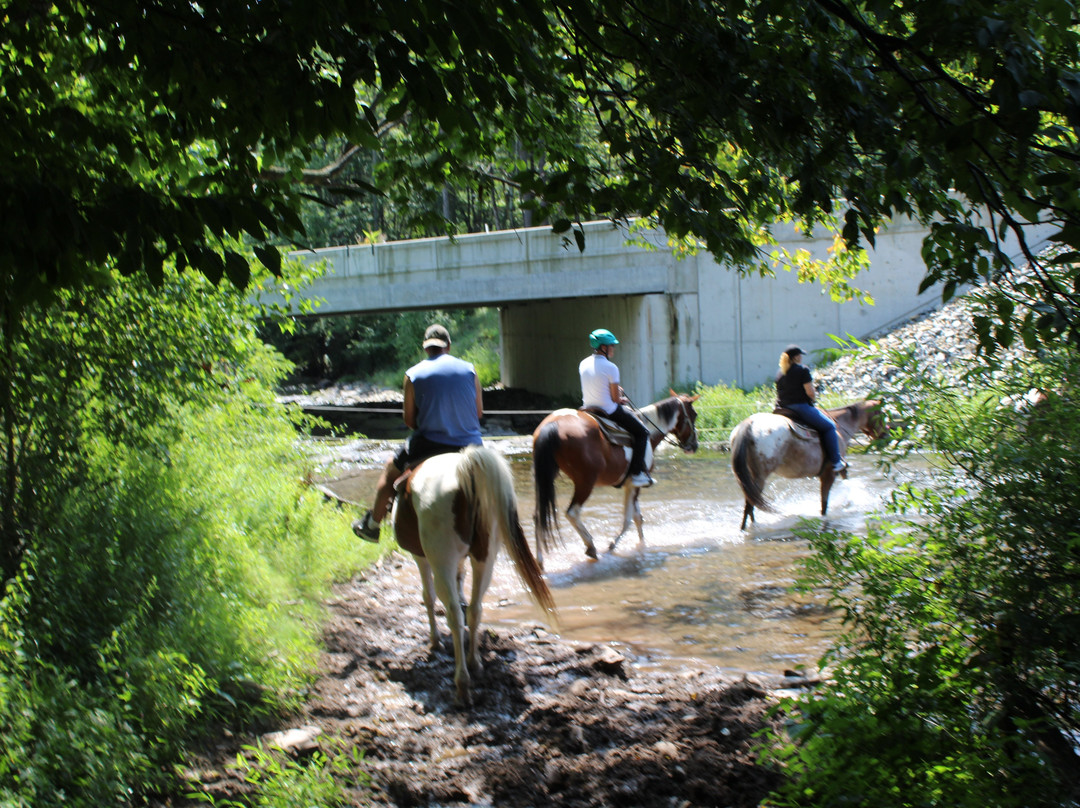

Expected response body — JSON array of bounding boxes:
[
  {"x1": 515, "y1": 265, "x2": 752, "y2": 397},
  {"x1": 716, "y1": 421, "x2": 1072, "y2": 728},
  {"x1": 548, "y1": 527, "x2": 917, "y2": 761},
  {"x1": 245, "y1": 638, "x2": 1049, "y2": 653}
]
[
  {"x1": 858, "y1": 399, "x2": 890, "y2": 441},
  {"x1": 668, "y1": 388, "x2": 701, "y2": 453}
]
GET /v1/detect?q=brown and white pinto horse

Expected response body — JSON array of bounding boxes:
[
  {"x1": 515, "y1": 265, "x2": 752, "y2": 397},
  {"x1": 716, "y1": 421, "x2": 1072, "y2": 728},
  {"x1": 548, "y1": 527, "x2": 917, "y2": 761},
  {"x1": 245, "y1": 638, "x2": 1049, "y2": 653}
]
[
  {"x1": 730, "y1": 399, "x2": 888, "y2": 530},
  {"x1": 532, "y1": 391, "x2": 699, "y2": 564},
  {"x1": 392, "y1": 445, "x2": 556, "y2": 707}
]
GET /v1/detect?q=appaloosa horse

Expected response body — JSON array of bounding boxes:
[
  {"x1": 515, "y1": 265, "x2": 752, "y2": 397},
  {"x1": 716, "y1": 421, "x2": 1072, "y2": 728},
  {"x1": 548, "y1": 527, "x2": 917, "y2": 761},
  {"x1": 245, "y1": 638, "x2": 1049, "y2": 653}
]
[
  {"x1": 392, "y1": 445, "x2": 556, "y2": 706},
  {"x1": 730, "y1": 399, "x2": 888, "y2": 530},
  {"x1": 532, "y1": 391, "x2": 699, "y2": 564}
]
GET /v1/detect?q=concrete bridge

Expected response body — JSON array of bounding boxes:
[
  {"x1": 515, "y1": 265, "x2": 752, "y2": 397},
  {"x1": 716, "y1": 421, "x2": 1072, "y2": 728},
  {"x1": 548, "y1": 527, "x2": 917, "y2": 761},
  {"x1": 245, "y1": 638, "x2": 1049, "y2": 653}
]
[{"x1": 277, "y1": 219, "x2": 1037, "y2": 404}]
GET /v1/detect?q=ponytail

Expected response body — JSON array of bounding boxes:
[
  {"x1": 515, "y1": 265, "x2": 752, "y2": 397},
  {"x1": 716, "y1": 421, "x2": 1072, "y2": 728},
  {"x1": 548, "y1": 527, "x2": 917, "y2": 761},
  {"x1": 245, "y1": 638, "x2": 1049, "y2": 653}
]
[{"x1": 779, "y1": 352, "x2": 792, "y2": 374}]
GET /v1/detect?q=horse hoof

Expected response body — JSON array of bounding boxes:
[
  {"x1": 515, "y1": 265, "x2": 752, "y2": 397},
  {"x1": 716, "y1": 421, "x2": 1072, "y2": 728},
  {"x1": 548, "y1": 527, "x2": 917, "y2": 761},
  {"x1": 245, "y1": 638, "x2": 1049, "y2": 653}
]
[{"x1": 585, "y1": 546, "x2": 598, "y2": 560}]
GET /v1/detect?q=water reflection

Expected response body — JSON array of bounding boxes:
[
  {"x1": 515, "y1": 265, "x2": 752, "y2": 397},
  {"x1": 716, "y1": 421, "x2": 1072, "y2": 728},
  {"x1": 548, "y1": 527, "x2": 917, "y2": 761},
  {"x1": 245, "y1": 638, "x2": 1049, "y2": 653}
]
[{"x1": 322, "y1": 440, "x2": 931, "y2": 677}]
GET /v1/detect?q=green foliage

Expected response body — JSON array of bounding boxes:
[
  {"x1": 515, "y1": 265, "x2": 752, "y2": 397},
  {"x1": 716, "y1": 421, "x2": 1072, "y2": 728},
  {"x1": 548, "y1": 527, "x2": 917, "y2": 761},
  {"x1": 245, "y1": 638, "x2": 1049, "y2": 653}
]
[
  {"x1": 690, "y1": 381, "x2": 774, "y2": 443},
  {"x1": 264, "y1": 308, "x2": 502, "y2": 388},
  {"x1": 764, "y1": 351, "x2": 1080, "y2": 806},
  {"x1": 0, "y1": 265, "x2": 380, "y2": 803},
  {"x1": 189, "y1": 740, "x2": 370, "y2": 808},
  {"x1": 461, "y1": 342, "x2": 502, "y2": 389},
  {"x1": 10, "y1": 1, "x2": 1080, "y2": 355}
]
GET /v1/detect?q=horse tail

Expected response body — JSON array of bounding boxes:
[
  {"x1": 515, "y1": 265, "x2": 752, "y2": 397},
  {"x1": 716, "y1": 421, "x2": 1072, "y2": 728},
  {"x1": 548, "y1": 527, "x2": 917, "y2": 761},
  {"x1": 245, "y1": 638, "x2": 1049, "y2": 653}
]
[
  {"x1": 532, "y1": 420, "x2": 563, "y2": 556},
  {"x1": 730, "y1": 419, "x2": 774, "y2": 514},
  {"x1": 460, "y1": 446, "x2": 556, "y2": 618}
]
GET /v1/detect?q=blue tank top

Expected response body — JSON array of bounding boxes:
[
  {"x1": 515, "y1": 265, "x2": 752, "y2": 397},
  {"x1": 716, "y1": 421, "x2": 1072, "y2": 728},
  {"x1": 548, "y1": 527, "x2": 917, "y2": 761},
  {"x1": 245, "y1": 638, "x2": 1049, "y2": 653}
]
[{"x1": 406, "y1": 354, "x2": 483, "y2": 446}]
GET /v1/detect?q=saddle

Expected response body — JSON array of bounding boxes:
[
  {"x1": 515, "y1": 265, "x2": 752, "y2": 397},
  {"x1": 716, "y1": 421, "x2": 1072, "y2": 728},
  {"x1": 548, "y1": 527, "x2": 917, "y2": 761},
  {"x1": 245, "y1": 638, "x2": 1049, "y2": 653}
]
[
  {"x1": 579, "y1": 407, "x2": 654, "y2": 488},
  {"x1": 581, "y1": 406, "x2": 634, "y2": 447},
  {"x1": 773, "y1": 406, "x2": 825, "y2": 442}
]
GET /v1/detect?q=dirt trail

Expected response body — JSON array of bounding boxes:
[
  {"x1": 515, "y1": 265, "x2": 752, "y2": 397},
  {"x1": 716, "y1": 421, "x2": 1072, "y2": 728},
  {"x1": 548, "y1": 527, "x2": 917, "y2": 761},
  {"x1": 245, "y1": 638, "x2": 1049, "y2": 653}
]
[{"x1": 182, "y1": 553, "x2": 806, "y2": 807}]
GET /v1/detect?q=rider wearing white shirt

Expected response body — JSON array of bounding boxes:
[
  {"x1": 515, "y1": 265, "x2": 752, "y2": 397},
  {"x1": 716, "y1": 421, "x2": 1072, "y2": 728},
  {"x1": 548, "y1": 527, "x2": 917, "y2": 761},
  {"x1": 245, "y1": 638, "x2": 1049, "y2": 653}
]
[{"x1": 579, "y1": 329, "x2": 653, "y2": 488}]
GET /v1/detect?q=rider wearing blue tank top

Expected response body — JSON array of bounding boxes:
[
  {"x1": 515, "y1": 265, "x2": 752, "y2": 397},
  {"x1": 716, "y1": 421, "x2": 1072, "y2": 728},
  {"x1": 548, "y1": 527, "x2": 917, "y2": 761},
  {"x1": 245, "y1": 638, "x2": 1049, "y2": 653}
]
[
  {"x1": 352, "y1": 324, "x2": 483, "y2": 542},
  {"x1": 406, "y1": 353, "x2": 483, "y2": 447}
]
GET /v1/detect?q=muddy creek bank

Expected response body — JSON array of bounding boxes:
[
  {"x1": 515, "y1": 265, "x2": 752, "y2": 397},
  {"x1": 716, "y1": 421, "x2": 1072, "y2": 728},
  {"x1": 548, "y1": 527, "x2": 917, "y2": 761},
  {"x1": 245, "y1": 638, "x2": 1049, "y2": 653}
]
[{"x1": 185, "y1": 556, "x2": 799, "y2": 808}]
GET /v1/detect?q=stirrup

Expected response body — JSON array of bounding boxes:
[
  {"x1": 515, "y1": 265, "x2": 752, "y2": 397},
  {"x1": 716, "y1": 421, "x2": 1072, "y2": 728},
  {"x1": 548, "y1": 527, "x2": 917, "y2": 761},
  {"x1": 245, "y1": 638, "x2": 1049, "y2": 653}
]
[{"x1": 351, "y1": 511, "x2": 381, "y2": 543}]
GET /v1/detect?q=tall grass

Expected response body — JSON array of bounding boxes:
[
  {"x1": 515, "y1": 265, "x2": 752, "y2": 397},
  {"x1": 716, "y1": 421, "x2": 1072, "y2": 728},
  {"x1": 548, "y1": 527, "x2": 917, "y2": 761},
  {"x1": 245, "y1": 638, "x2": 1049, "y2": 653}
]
[{"x1": 689, "y1": 381, "x2": 774, "y2": 444}]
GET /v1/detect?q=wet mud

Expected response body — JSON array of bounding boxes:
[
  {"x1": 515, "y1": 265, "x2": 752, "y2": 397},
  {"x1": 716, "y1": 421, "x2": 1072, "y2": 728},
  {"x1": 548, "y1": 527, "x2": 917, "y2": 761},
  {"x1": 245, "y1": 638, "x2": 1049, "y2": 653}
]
[{"x1": 183, "y1": 555, "x2": 807, "y2": 807}]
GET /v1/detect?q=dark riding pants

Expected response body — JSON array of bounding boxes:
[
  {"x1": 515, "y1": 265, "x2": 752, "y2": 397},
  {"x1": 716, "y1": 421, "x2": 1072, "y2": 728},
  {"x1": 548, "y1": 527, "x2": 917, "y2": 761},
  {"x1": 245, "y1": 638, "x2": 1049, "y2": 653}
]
[
  {"x1": 607, "y1": 404, "x2": 650, "y2": 474},
  {"x1": 393, "y1": 433, "x2": 479, "y2": 471},
  {"x1": 786, "y1": 403, "x2": 842, "y2": 465}
]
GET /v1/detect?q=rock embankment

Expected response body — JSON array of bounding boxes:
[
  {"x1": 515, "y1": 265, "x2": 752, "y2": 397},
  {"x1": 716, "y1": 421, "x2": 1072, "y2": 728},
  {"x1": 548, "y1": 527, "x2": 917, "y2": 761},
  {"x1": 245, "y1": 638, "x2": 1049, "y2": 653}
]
[{"x1": 812, "y1": 292, "x2": 1030, "y2": 404}]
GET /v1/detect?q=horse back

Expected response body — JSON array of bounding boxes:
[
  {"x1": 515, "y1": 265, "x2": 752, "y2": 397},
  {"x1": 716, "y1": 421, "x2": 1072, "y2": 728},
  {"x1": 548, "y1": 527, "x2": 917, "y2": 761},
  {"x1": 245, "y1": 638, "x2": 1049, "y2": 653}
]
[
  {"x1": 535, "y1": 410, "x2": 617, "y2": 479},
  {"x1": 734, "y1": 414, "x2": 822, "y2": 475},
  {"x1": 394, "y1": 453, "x2": 470, "y2": 559}
]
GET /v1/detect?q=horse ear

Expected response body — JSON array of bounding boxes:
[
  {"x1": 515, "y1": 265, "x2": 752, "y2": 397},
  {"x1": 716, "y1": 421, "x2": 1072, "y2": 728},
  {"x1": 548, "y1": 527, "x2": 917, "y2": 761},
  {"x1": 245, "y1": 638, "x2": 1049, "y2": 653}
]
[
  {"x1": 669, "y1": 388, "x2": 677, "y2": 397},
  {"x1": 689, "y1": 394, "x2": 700, "y2": 402}
]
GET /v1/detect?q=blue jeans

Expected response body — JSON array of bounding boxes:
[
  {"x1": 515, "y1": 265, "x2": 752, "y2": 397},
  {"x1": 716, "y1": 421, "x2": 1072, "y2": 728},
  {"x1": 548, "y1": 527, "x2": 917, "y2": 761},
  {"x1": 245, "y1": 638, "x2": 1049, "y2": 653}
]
[{"x1": 785, "y1": 403, "x2": 842, "y2": 465}]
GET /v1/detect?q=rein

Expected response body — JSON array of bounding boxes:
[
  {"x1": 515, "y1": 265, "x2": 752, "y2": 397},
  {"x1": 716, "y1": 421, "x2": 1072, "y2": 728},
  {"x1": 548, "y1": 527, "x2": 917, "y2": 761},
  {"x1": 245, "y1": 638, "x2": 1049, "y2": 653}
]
[{"x1": 631, "y1": 396, "x2": 690, "y2": 449}]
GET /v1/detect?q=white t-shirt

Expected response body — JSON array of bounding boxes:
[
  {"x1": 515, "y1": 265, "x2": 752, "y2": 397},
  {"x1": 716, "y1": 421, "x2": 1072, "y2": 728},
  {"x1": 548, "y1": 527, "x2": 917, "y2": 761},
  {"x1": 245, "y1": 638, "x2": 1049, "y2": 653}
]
[{"x1": 579, "y1": 353, "x2": 620, "y2": 414}]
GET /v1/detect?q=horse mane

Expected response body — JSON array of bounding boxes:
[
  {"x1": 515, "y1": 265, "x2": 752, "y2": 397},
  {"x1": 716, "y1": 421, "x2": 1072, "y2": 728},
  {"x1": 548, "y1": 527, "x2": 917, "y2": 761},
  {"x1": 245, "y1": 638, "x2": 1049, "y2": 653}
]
[
  {"x1": 828, "y1": 399, "x2": 886, "y2": 439},
  {"x1": 654, "y1": 397, "x2": 679, "y2": 424}
]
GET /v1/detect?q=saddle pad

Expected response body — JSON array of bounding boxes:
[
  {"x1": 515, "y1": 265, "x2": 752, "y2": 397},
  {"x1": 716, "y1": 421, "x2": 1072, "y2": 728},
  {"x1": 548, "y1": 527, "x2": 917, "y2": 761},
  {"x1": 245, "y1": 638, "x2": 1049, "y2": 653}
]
[
  {"x1": 772, "y1": 407, "x2": 822, "y2": 442},
  {"x1": 579, "y1": 408, "x2": 654, "y2": 480}
]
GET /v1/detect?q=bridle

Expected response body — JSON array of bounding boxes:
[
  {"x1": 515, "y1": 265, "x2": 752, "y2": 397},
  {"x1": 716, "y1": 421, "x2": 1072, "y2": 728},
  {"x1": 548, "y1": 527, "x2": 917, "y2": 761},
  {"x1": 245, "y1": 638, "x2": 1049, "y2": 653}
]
[{"x1": 637, "y1": 395, "x2": 698, "y2": 452}]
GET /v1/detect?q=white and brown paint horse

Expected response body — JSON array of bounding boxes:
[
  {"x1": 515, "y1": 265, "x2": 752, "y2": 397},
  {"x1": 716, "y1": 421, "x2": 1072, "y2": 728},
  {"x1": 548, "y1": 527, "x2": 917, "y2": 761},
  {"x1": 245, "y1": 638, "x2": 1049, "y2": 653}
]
[
  {"x1": 532, "y1": 391, "x2": 699, "y2": 564},
  {"x1": 730, "y1": 399, "x2": 888, "y2": 530},
  {"x1": 392, "y1": 445, "x2": 556, "y2": 706}
]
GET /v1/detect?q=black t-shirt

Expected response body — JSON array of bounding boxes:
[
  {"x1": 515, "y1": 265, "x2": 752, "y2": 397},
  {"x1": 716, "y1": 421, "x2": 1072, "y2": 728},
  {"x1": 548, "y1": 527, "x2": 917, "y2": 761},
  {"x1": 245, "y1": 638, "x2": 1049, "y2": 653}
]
[{"x1": 776, "y1": 364, "x2": 813, "y2": 407}]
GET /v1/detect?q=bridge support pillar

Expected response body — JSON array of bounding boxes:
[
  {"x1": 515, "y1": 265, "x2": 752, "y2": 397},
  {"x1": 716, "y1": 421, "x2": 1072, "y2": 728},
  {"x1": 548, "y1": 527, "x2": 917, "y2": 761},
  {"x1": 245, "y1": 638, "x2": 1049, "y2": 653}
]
[{"x1": 500, "y1": 292, "x2": 702, "y2": 406}]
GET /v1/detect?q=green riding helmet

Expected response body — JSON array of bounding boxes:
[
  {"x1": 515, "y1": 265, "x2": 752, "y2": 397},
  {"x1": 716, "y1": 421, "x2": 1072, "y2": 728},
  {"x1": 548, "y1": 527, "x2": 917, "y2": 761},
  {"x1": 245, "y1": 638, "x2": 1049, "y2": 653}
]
[{"x1": 589, "y1": 328, "x2": 619, "y2": 349}]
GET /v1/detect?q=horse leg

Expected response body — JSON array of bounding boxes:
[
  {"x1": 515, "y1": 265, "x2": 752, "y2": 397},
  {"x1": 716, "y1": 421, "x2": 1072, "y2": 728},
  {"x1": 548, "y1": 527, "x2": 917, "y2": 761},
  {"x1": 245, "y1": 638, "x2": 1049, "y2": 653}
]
[
  {"x1": 740, "y1": 501, "x2": 755, "y2": 531},
  {"x1": 565, "y1": 480, "x2": 599, "y2": 559},
  {"x1": 431, "y1": 561, "x2": 471, "y2": 707},
  {"x1": 413, "y1": 556, "x2": 442, "y2": 654},
  {"x1": 466, "y1": 554, "x2": 497, "y2": 679},
  {"x1": 820, "y1": 471, "x2": 835, "y2": 516},
  {"x1": 632, "y1": 488, "x2": 645, "y2": 546},
  {"x1": 609, "y1": 486, "x2": 642, "y2": 553},
  {"x1": 565, "y1": 503, "x2": 599, "y2": 559}
]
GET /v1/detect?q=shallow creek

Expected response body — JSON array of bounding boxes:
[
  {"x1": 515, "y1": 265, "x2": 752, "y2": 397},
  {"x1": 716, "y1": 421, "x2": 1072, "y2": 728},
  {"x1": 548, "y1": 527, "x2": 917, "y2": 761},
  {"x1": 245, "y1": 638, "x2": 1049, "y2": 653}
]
[{"x1": 321, "y1": 440, "x2": 932, "y2": 678}]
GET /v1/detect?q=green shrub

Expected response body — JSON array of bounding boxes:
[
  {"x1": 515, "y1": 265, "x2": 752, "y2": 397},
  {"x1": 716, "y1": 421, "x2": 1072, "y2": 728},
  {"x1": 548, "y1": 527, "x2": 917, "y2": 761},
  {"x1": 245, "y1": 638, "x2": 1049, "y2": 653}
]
[
  {"x1": 689, "y1": 381, "x2": 773, "y2": 443},
  {"x1": 191, "y1": 741, "x2": 370, "y2": 808},
  {"x1": 763, "y1": 351, "x2": 1080, "y2": 807},
  {"x1": 462, "y1": 341, "x2": 501, "y2": 387},
  {"x1": 0, "y1": 265, "x2": 381, "y2": 803}
]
